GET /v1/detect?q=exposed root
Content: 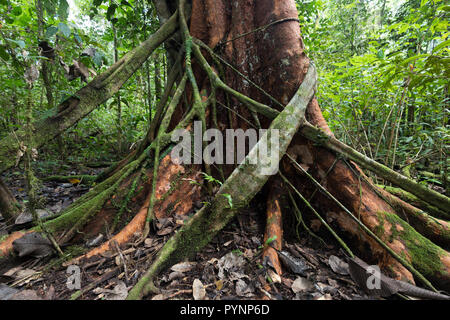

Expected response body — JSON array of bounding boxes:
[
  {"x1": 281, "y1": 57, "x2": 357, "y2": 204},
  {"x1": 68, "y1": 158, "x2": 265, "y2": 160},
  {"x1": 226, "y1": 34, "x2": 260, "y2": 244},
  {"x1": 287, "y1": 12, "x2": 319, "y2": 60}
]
[
  {"x1": 69, "y1": 193, "x2": 151, "y2": 264},
  {"x1": 375, "y1": 186, "x2": 450, "y2": 250},
  {"x1": 377, "y1": 185, "x2": 449, "y2": 221},
  {"x1": 68, "y1": 154, "x2": 202, "y2": 265},
  {"x1": 263, "y1": 177, "x2": 283, "y2": 275}
]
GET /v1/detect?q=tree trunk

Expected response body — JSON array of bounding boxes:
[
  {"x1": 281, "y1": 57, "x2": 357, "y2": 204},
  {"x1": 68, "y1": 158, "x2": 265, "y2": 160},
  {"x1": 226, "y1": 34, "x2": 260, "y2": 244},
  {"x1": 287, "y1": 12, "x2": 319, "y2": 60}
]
[{"x1": 0, "y1": 177, "x2": 21, "y2": 225}]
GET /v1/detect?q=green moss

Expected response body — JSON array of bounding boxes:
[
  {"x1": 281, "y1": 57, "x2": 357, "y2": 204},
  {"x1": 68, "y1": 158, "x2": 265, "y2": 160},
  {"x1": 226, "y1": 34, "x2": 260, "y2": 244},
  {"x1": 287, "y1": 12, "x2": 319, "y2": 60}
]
[
  {"x1": 378, "y1": 211, "x2": 447, "y2": 277},
  {"x1": 0, "y1": 234, "x2": 8, "y2": 244},
  {"x1": 374, "y1": 211, "x2": 385, "y2": 237}
]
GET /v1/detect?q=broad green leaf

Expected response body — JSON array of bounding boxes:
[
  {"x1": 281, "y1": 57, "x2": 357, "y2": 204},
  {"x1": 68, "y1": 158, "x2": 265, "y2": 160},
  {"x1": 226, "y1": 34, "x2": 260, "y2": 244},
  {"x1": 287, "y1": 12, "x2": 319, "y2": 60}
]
[
  {"x1": 433, "y1": 39, "x2": 450, "y2": 53},
  {"x1": 92, "y1": 51, "x2": 104, "y2": 66},
  {"x1": 45, "y1": 26, "x2": 58, "y2": 39},
  {"x1": 11, "y1": 6, "x2": 22, "y2": 16},
  {"x1": 7, "y1": 38, "x2": 25, "y2": 49},
  {"x1": 74, "y1": 32, "x2": 82, "y2": 44},
  {"x1": 43, "y1": 0, "x2": 58, "y2": 15},
  {"x1": 58, "y1": 0, "x2": 69, "y2": 20},
  {"x1": 58, "y1": 22, "x2": 71, "y2": 37}
]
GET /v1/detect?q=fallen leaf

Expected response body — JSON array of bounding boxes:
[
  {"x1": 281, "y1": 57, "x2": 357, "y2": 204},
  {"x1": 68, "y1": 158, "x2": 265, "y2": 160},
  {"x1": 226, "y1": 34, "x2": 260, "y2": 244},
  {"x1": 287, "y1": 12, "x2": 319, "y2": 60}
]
[
  {"x1": 192, "y1": 279, "x2": 206, "y2": 300},
  {"x1": 168, "y1": 271, "x2": 184, "y2": 281},
  {"x1": 105, "y1": 281, "x2": 128, "y2": 300},
  {"x1": 15, "y1": 209, "x2": 53, "y2": 225},
  {"x1": 144, "y1": 238, "x2": 153, "y2": 248},
  {"x1": 217, "y1": 252, "x2": 246, "y2": 280},
  {"x1": 9, "y1": 290, "x2": 42, "y2": 300},
  {"x1": 215, "y1": 279, "x2": 224, "y2": 291},
  {"x1": 316, "y1": 293, "x2": 332, "y2": 300},
  {"x1": 86, "y1": 234, "x2": 104, "y2": 247},
  {"x1": 235, "y1": 279, "x2": 254, "y2": 297},
  {"x1": 156, "y1": 227, "x2": 173, "y2": 236},
  {"x1": 291, "y1": 277, "x2": 314, "y2": 293},
  {"x1": 267, "y1": 269, "x2": 281, "y2": 284},
  {"x1": 171, "y1": 262, "x2": 196, "y2": 273},
  {"x1": 329, "y1": 255, "x2": 349, "y2": 275},
  {"x1": 278, "y1": 250, "x2": 310, "y2": 276},
  {"x1": 14, "y1": 269, "x2": 37, "y2": 280},
  {"x1": 310, "y1": 219, "x2": 321, "y2": 232},
  {"x1": 223, "y1": 240, "x2": 233, "y2": 247}
]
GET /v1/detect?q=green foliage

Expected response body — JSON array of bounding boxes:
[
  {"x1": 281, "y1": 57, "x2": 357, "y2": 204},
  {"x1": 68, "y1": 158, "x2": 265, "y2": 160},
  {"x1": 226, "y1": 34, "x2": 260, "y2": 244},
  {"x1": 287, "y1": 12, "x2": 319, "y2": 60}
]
[
  {"x1": 0, "y1": 0, "x2": 163, "y2": 164},
  {"x1": 297, "y1": 0, "x2": 449, "y2": 184}
]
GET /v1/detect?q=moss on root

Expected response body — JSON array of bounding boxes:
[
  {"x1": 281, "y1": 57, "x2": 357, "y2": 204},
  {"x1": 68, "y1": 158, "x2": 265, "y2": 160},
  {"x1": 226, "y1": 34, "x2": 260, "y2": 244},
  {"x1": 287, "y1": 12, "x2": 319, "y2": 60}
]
[{"x1": 376, "y1": 211, "x2": 448, "y2": 279}]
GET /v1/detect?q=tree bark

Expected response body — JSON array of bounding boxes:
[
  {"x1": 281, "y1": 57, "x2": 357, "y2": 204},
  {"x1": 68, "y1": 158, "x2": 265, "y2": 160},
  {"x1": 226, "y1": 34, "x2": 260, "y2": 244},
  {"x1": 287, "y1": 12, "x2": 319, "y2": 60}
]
[{"x1": 0, "y1": 177, "x2": 21, "y2": 224}]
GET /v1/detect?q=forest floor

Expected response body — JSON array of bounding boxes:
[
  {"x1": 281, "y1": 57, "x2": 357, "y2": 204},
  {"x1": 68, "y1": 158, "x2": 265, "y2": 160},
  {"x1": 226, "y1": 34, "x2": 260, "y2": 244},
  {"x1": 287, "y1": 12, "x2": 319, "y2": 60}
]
[{"x1": 0, "y1": 161, "x2": 376, "y2": 300}]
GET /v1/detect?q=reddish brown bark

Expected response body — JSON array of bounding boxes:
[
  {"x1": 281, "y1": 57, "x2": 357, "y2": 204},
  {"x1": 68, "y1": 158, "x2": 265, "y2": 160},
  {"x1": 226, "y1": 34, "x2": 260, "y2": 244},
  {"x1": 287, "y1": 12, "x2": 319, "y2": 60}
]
[{"x1": 263, "y1": 176, "x2": 284, "y2": 276}]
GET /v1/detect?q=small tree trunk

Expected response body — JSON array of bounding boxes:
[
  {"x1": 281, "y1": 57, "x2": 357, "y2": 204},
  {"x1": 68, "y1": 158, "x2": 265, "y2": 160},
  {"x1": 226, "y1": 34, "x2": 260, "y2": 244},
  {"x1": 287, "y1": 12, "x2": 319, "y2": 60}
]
[
  {"x1": 0, "y1": 178, "x2": 21, "y2": 225},
  {"x1": 154, "y1": 54, "x2": 162, "y2": 103}
]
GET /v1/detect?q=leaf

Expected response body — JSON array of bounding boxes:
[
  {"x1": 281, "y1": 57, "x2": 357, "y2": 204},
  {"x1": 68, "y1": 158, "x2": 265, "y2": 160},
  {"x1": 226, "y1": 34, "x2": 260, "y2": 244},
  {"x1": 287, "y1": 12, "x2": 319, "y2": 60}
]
[
  {"x1": 93, "y1": 0, "x2": 103, "y2": 6},
  {"x1": 433, "y1": 39, "x2": 450, "y2": 53},
  {"x1": 45, "y1": 26, "x2": 58, "y2": 39},
  {"x1": 328, "y1": 255, "x2": 349, "y2": 275},
  {"x1": 73, "y1": 32, "x2": 82, "y2": 44},
  {"x1": 171, "y1": 262, "x2": 196, "y2": 273},
  {"x1": 278, "y1": 251, "x2": 310, "y2": 276},
  {"x1": 58, "y1": 22, "x2": 71, "y2": 37},
  {"x1": 222, "y1": 193, "x2": 233, "y2": 208},
  {"x1": 7, "y1": 38, "x2": 26, "y2": 49},
  {"x1": 192, "y1": 279, "x2": 206, "y2": 300},
  {"x1": 265, "y1": 235, "x2": 277, "y2": 246},
  {"x1": 0, "y1": 284, "x2": 19, "y2": 300},
  {"x1": 12, "y1": 232, "x2": 54, "y2": 258},
  {"x1": 11, "y1": 6, "x2": 22, "y2": 16},
  {"x1": 43, "y1": 0, "x2": 58, "y2": 15},
  {"x1": 92, "y1": 51, "x2": 104, "y2": 66},
  {"x1": 121, "y1": 0, "x2": 132, "y2": 7},
  {"x1": 105, "y1": 281, "x2": 128, "y2": 300},
  {"x1": 291, "y1": 277, "x2": 314, "y2": 293},
  {"x1": 58, "y1": 0, "x2": 69, "y2": 20}
]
